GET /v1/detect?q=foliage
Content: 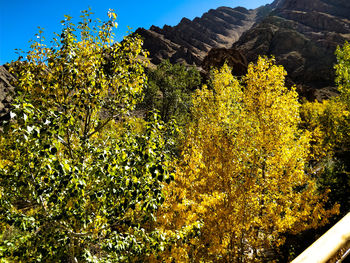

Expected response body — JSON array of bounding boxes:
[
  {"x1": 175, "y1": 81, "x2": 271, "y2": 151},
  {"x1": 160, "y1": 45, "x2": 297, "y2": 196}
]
[
  {"x1": 299, "y1": 41, "x2": 350, "y2": 214},
  {"x1": 335, "y1": 41, "x2": 350, "y2": 107},
  {"x1": 143, "y1": 60, "x2": 201, "y2": 124},
  {"x1": 332, "y1": 42, "x2": 350, "y2": 214},
  {"x1": 334, "y1": 41, "x2": 350, "y2": 149},
  {"x1": 278, "y1": 42, "x2": 350, "y2": 261},
  {"x1": 300, "y1": 99, "x2": 350, "y2": 214},
  {"x1": 300, "y1": 99, "x2": 349, "y2": 162},
  {"x1": 0, "y1": 10, "x2": 175, "y2": 262},
  {"x1": 157, "y1": 58, "x2": 338, "y2": 262}
]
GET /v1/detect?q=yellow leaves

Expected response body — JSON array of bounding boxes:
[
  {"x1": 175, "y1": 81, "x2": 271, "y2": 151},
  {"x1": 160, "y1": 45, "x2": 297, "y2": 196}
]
[
  {"x1": 92, "y1": 215, "x2": 107, "y2": 234},
  {"x1": 10, "y1": 12, "x2": 149, "y2": 154},
  {"x1": 156, "y1": 57, "x2": 338, "y2": 262},
  {"x1": 66, "y1": 200, "x2": 74, "y2": 211},
  {"x1": 0, "y1": 159, "x2": 10, "y2": 170},
  {"x1": 300, "y1": 97, "x2": 350, "y2": 164}
]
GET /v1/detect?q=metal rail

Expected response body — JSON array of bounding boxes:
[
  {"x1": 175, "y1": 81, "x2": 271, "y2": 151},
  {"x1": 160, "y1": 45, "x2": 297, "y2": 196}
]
[
  {"x1": 291, "y1": 212, "x2": 350, "y2": 263},
  {"x1": 337, "y1": 246, "x2": 350, "y2": 262}
]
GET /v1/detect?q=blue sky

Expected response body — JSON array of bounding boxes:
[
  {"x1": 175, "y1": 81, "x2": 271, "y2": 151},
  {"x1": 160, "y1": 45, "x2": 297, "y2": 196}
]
[{"x1": 0, "y1": 0, "x2": 272, "y2": 64}]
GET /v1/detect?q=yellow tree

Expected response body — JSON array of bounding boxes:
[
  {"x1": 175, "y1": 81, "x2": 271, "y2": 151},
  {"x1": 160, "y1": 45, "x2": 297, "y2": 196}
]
[
  {"x1": 335, "y1": 41, "x2": 350, "y2": 108},
  {"x1": 300, "y1": 40, "x2": 350, "y2": 160},
  {"x1": 297, "y1": 42, "x2": 350, "y2": 221},
  {"x1": 157, "y1": 58, "x2": 338, "y2": 262}
]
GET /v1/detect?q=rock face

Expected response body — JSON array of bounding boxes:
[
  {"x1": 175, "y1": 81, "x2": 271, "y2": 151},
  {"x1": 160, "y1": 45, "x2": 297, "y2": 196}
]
[
  {"x1": 135, "y1": 6, "x2": 260, "y2": 65},
  {"x1": 136, "y1": 0, "x2": 350, "y2": 96},
  {"x1": 201, "y1": 48, "x2": 248, "y2": 76},
  {"x1": 232, "y1": 0, "x2": 350, "y2": 97},
  {"x1": 0, "y1": 65, "x2": 15, "y2": 122}
]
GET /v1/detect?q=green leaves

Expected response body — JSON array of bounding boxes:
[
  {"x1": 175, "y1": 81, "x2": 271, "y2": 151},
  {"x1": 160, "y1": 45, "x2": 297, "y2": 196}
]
[
  {"x1": 0, "y1": 101, "x2": 176, "y2": 261},
  {"x1": 144, "y1": 60, "x2": 201, "y2": 125},
  {"x1": 0, "y1": 9, "x2": 174, "y2": 262},
  {"x1": 335, "y1": 41, "x2": 350, "y2": 106}
]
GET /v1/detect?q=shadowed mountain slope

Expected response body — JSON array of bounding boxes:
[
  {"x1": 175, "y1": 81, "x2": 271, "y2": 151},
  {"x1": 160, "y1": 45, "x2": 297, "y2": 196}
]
[
  {"x1": 136, "y1": 0, "x2": 350, "y2": 97},
  {"x1": 0, "y1": 65, "x2": 15, "y2": 123},
  {"x1": 135, "y1": 6, "x2": 262, "y2": 65},
  {"x1": 232, "y1": 0, "x2": 350, "y2": 98}
]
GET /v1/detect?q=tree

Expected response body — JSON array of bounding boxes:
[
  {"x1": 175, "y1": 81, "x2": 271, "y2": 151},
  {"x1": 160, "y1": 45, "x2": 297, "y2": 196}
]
[
  {"x1": 143, "y1": 60, "x2": 201, "y2": 124},
  {"x1": 334, "y1": 41, "x2": 350, "y2": 149},
  {"x1": 296, "y1": 42, "x2": 350, "y2": 224},
  {"x1": 300, "y1": 99, "x2": 349, "y2": 162},
  {"x1": 335, "y1": 41, "x2": 350, "y2": 107},
  {"x1": 157, "y1": 58, "x2": 338, "y2": 262},
  {"x1": 299, "y1": 41, "x2": 350, "y2": 211},
  {"x1": 0, "y1": 10, "x2": 174, "y2": 262}
]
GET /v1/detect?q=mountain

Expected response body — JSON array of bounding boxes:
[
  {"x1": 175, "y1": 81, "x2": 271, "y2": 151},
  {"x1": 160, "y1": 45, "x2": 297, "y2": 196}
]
[
  {"x1": 0, "y1": 65, "x2": 15, "y2": 123},
  {"x1": 136, "y1": 0, "x2": 350, "y2": 99},
  {"x1": 233, "y1": 0, "x2": 350, "y2": 98},
  {"x1": 2, "y1": 1, "x2": 350, "y2": 100},
  {"x1": 134, "y1": 6, "x2": 263, "y2": 65}
]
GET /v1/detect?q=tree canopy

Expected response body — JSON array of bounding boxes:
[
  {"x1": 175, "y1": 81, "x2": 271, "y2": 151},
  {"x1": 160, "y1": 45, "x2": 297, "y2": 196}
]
[
  {"x1": 157, "y1": 58, "x2": 338, "y2": 262},
  {"x1": 143, "y1": 60, "x2": 201, "y2": 124},
  {"x1": 1, "y1": 9, "x2": 348, "y2": 262},
  {"x1": 0, "y1": 9, "x2": 174, "y2": 262}
]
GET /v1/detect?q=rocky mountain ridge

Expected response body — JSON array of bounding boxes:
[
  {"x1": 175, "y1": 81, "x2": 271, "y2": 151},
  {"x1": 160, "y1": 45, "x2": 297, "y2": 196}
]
[
  {"x1": 0, "y1": 65, "x2": 15, "y2": 123},
  {"x1": 232, "y1": 0, "x2": 350, "y2": 98},
  {"x1": 136, "y1": 0, "x2": 350, "y2": 99},
  {"x1": 2, "y1": 0, "x2": 350, "y2": 101},
  {"x1": 135, "y1": 6, "x2": 262, "y2": 65}
]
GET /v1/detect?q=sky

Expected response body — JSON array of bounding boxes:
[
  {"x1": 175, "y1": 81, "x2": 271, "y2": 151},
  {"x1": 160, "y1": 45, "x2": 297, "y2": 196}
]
[{"x1": 0, "y1": 0, "x2": 272, "y2": 64}]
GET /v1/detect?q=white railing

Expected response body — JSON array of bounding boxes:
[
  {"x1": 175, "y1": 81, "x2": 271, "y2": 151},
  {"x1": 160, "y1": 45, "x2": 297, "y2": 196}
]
[{"x1": 291, "y1": 212, "x2": 350, "y2": 263}]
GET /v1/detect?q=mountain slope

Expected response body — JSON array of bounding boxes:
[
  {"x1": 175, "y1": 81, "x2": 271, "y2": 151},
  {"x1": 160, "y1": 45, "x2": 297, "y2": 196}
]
[
  {"x1": 0, "y1": 65, "x2": 15, "y2": 123},
  {"x1": 136, "y1": 0, "x2": 350, "y2": 96},
  {"x1": 135, "y1": 6, "x2": 261, "y2": 65},
  {"x1": 232, "y1": 0, "x2": 350, "y2": 96}
]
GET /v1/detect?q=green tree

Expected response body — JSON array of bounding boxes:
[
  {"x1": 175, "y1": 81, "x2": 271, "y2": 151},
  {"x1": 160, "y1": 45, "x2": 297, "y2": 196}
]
[
  {"x1": 334, "y1": 41, "x2": 350, "y2": 151},
  {"x1": 143, "y1": 60, "x2": 201, "y2": 124},
  {"x1": 335, "y1": 41, "x2": 350, "y2": 108},
  {"x1": 0, "y1": 10, "x2": 174, "y2": 262},
  {"x1": 280, "y1": 42, "x2": 350, "y2": 262},
  {"x1": 157, "y1": 58, "x2": 338, "y2": 262},
  {"x1": 299, "y1": 41, "x2": 350, "y2": 215}
]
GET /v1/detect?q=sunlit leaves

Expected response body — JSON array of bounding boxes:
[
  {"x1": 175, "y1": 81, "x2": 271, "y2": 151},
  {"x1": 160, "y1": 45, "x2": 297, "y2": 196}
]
[
  {"x1": 299, "y1": 42, "x2": 350, "y2": 220},
  {"x1": 0, "y1": 9, "x2": 172, "y2": 262},
  {"x1": 158, "y1": 58, "x2": 338, "y2": 262},
  {"x1": 335, "y1": 41, "x2": 350, "y2": 106}
]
